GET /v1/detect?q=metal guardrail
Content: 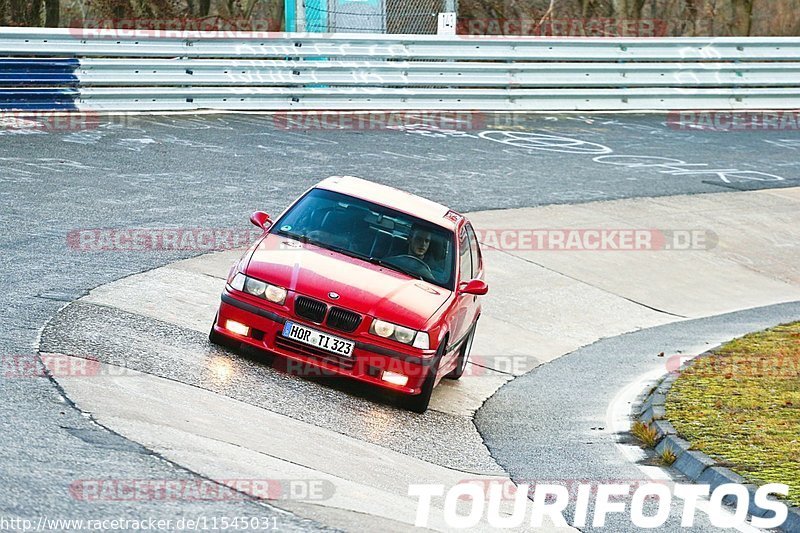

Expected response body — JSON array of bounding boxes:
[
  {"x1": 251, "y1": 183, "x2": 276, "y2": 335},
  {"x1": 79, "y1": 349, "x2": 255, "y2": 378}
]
[{"x1": 1, "y1": 26, "x2": 799, "y2": 111}]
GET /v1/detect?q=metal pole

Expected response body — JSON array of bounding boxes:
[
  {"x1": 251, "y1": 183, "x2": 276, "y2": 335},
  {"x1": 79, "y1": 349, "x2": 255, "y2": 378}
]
[
  {"x1": 297, "y1": 0, "x2": 306, "y2": 32},
  {"x1": 285, "y1": 0, "x2": 296, "y2": 31}
]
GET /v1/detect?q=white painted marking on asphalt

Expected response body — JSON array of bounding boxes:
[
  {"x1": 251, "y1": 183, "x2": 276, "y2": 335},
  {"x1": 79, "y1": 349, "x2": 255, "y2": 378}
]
[{"x1": 606, "y1": 368, "x2": 764, "y2": 533}]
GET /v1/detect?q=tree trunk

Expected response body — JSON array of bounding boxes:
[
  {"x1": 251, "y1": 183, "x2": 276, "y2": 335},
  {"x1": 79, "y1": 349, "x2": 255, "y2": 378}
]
[
  {"x1": 730, "y1": 0, "x2": 753, "y2": 35},
  {"x1": 44, "y1": 0, "x2": 59, "y2": 26},
  {"x1": 199, "y1": 0, "x2": 211, "y2": 16},
  {"x1": 273, "y1": 0, "x2": 284, "y2": 30},
  {"x1": 611, "y1": 0, "x2": 646, "y2": 18}
]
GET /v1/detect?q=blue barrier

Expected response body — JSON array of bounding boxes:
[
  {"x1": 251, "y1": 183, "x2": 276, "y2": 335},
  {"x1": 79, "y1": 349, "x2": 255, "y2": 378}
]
[
  {"x1": 0, "y1": 58, "x2": 80, "y2": 70},
  {"x1": 0, "y1": 88, "x2": 79, "y2": 110},
  {"x1": 0, "y1": 59, "x2": 79, "y2": 109},
  {"x1": 0, "y1": 58, "x2": 80, "y2": 84}
]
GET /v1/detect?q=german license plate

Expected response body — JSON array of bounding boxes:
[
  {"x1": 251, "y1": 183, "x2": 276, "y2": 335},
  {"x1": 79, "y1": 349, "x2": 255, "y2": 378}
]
[{"x1": 281, "y1": 321, "x2": 355, "y2": 357}]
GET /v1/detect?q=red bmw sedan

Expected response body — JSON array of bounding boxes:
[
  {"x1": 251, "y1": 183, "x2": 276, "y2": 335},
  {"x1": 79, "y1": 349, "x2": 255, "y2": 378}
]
[{"x1": 210, "y1": 176, "x2": 488, "y2": 413}]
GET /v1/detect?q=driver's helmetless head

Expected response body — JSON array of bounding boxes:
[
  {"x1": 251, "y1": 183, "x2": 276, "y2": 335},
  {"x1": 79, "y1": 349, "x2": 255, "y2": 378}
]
[{"x1": 409, "y1": 229, "x2": 432, "y2": 258}]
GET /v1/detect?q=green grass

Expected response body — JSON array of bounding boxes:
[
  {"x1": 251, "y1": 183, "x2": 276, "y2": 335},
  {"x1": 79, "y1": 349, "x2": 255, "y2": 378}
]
[{"x1": 666, "y1": 322, "x2": 800, "y2": 507}]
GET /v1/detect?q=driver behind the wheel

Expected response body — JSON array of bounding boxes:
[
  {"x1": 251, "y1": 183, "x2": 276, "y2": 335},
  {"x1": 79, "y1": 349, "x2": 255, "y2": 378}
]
[
  {"x1": 405, "y1": 226, "x2": 446, "y2": 278},
  {"x1": 409, "y1": 227, "x2": 432, "y2": 260}
]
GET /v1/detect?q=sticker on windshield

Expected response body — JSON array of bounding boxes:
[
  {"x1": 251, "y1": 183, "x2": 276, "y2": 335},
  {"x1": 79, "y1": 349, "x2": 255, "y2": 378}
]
[{"x1": 280, "y1": 225, "x2": 292, "y2": 231}]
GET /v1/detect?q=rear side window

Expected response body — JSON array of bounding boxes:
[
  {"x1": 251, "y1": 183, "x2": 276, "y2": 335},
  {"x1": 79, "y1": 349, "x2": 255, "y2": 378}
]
[
  {"x1": 459, "y1": 227, "x2": 472, "y2": 281},
  {"x1": 466, "y1": 224, "x2": 481, "y2": 276}
]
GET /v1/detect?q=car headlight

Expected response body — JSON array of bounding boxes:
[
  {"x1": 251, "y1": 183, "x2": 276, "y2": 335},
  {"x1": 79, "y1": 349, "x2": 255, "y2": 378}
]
[
  {"x1": 264, "y1": 284, "x2": 288, "y2": 304},
  {"x1": 229, "y1": 273, "x2": 286, "y2": 305},
  {"x1": 371, "y1": 319, "x2": 395, "y2": 338},
  {"x1": 394, "y1": 326, "x2": 416, "y2": 344},
  {"x1": 244, "y1": 277, "x2": 267, "y2": 297},
  {"x1": 370, "y1": 319, "x2": 428, "y2": 348}
]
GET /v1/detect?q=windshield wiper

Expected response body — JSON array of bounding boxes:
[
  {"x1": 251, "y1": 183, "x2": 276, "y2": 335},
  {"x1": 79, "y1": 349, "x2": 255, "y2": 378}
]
[
  {"x1": 368, "y1": 257, "x2": 425, "y2": 281},
  {"x1": 275, "y1": 233, "x2": 426, "y2": 282},
  {"x1": 275, "y1": 229, "x2": 308, "y2": 242},
  {"x1": 324, "y1": 245, "x2": 425, "y2": 281}
]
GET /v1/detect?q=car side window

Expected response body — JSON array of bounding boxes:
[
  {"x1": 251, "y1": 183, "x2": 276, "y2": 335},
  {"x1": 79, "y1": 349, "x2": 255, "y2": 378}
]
[
  {"x1": 466, "y1": 224, "x2": 481, "y2": 276},
  {"x1": 459, "y1": 227, "x2": 472, "y2": 282}
]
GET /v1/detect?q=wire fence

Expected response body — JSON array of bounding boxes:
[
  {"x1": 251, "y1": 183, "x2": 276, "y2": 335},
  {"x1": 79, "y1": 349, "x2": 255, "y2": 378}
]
[{"x1": 303, "y1": 0, "x2": 448, "y2": 34}]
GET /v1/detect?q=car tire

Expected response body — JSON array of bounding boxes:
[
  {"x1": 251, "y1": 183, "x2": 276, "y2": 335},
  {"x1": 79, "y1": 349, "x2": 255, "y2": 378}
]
[
  {"x1": 397, "y1": 340, "x2": 445, "y2": 414},
  {"x1": 209, "y1": 314, "x2": 240, "y2": 351},
  {"x1": 446, "y1": 322, "x2": 476, "y2": 380}
]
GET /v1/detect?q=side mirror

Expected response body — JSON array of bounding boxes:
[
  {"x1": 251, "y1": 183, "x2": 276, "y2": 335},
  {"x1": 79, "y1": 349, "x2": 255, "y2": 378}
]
[
  {"x1": 459, "y1": 279, "x2": 488, "y2": 296},
  {"x1": 250, "y1": 211, "x2": 272, "y2": 230}
]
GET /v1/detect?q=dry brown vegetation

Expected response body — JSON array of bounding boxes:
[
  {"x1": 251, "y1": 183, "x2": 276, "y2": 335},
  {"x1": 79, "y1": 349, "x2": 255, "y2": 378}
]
[
  {"x1": 0, "y1": 0, "x2": 797, "y2": 35},
  {"x1": 459, "y1": 0, "x2": 800, "y2": 36},
  {"x1": 0, "y1": 0, "x2": 284, "y2": 30}
]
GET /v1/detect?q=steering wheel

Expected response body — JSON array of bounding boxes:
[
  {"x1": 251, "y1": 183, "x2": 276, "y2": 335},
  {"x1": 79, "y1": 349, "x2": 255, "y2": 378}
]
[{"x1": 385, "y1": 254, "x2": 433, "y2": 278}]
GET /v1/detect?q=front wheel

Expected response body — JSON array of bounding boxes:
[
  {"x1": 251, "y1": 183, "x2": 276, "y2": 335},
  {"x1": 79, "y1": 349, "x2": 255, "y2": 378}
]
[
  {"x1": 446, "y1": 323, "x2": 476, "y2": 380},
  {"x1": 396, "y1": 342, "x2": 444, "y2": 414}
]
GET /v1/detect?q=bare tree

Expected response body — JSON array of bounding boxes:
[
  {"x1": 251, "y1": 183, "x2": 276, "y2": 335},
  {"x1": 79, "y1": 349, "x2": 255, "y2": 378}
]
[
  {"x1": 0, "y1": 0, "x2": 795, "y2": 35},
  {"x1": 730, "y1": 0, "x2": 753, "y2": 35},
  {"x1": 611, "y1": 0, "x2": 645, "y2": 17},
  {"x1": 45, "y1": 0, "x2": 59, "y2": 25},
  {"x1": 5, "y1": 0, "x2": 42, "y2": 25}
]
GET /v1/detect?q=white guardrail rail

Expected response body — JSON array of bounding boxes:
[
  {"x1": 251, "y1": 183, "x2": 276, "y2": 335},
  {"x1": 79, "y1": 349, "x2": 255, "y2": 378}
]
[{"x1": 1, "y1": 26, "x2": 799, "y2": 111}]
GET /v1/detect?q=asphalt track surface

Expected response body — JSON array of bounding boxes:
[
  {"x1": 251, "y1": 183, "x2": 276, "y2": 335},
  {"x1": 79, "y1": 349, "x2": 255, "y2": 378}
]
[
  {"x1": 2, "y1": 113, "x2": 799, "y2": 528},
  {"x1": 478, "y1": 301, "x2": 800, "y2": 532}
]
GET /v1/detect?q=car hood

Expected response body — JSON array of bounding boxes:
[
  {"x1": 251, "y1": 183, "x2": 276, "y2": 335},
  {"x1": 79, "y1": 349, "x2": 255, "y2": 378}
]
[{"x1": 245, "y1": 234, "x2": 451, "y2": 329}]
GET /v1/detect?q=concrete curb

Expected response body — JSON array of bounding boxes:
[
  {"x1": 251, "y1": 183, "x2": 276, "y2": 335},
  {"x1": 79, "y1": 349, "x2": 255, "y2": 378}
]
[{"x1": 636, "y1": 349, "x2": 800, "y2": 532}]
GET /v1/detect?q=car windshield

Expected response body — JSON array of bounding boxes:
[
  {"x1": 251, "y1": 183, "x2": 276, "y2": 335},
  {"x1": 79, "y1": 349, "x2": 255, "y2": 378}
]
[{"x1": 270, "y1": 188, "x2": 456, "y2": 290}]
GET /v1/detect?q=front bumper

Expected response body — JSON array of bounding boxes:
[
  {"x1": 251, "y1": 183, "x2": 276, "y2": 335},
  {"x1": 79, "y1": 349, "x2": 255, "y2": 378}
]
[{"x1": 213, "y1": 289, "x2": 435, "y2": 394}]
